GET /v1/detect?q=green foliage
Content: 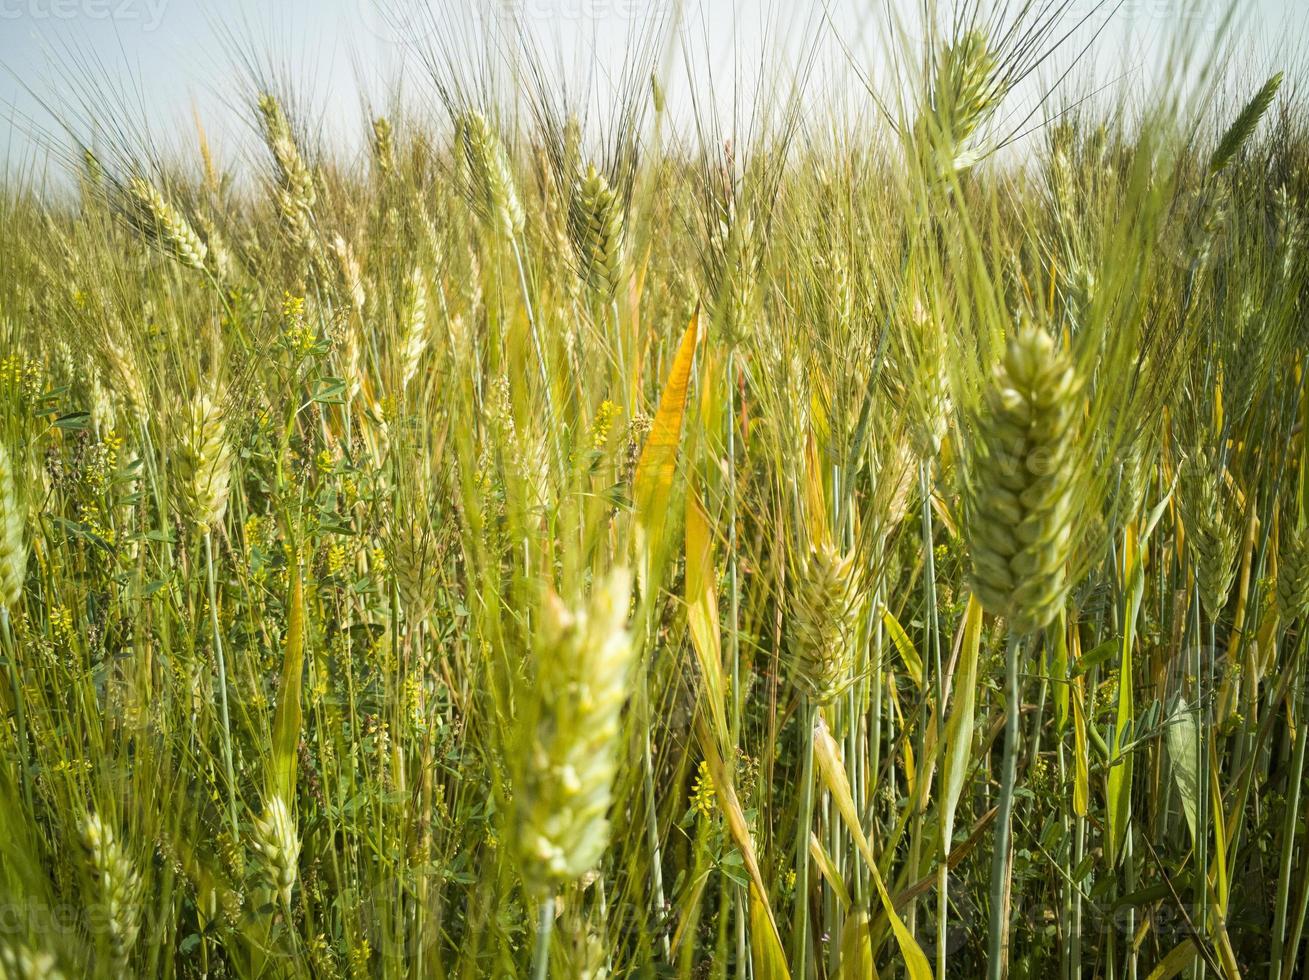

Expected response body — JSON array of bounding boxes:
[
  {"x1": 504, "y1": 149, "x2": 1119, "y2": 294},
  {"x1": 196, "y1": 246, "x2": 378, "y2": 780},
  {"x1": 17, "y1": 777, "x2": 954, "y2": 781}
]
[{"x1": 0, "y1": 12, "x2": 1306, "y2": 980}]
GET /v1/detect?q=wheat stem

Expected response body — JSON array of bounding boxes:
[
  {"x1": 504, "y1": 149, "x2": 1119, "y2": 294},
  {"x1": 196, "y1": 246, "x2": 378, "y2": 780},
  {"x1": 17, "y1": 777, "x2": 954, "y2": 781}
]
[
  {"x1": 205, "y1": 531, "x2": 240, "y2": 841},
  {"x1": 1272, "y1": 634, "x2": 1309, "y2": 979},
  {"x1": 509, "y1": 238, "x2": 561, "y2": 470},
  {"x1": 533, "y1": 894, "x2": 556, "y2": 980},
  {"x1": 0, "y1": 607, "x2": 32, "y2": 813},
  {"x1": 791, "y1": 697, "x2": 817, "y2": 976},
  {"x1": 987, "y1": 632, "x2": 1022, "y2": 980}
]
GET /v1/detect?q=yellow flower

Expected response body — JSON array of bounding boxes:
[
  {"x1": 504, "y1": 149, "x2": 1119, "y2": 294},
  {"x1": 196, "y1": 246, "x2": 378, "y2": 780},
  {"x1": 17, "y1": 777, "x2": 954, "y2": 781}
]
[
  {"x1": 403, "y1": 674, "x2": 426, "y2": 734},
  {"x1": 326, "y1": 542, "x2": 347, "y2": 578},
  {"x1": 50, "y1": 605, "x2": 74, "y2": 645},
  {"x1": 281, "y1": 293, "x2": 306, "y2": 321},
  {"x1": 691, "y1": 760, "x2": 717, "y2": 818},
  {"x1": 591, "y1": 399, "x2": 621, "y2": 450}
]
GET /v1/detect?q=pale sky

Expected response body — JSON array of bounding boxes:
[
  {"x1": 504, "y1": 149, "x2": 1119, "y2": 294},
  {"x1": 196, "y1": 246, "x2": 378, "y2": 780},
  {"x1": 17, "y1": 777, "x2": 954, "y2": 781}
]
[{"x1": 0, "y1": 0, "x2": 1304, "y2": 177}]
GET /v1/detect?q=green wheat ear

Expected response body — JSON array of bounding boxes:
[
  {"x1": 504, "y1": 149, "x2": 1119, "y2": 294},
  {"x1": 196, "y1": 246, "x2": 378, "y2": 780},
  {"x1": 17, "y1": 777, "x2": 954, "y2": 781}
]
[
  {"x1": 175, "y1": 392, "x2": 234, "y2": 529},
  {"x1": 81, "y1": 813, "x2": 142, "y2": 975},
  {"x1": 0, "y1": 940, "x2": 66, "y2": 980},
  {"x1": 126, "y1": 176, "x2": 208, "y2": 273},
  {"x1": 1279, "y1": 526, "x2": 1309, "y2": 625},
  {"x1": 787, "y1": 543, "x2": 859, "y2": 706},
  {"x1": 1210, "y1": 72, "x2": 1283, "y2": 175},
  {"x1": 458, "y1": 111, "x2": 525, "y2": 240},
  {"x1": 251, "y1": 795, "x2": 301, "y2": 909},
  {"x1": 0, "y1": 443, "x2": 26, "y2": 614},
  {"x1": 515, "y1": 568, "x2": 635, "y2": 895},
  {"x1": 913, "y1": 29, "x2": 1005, "y2": 178},
  {"x1": 1180, "y1": 450, "x2": 1240, "y2": 621},
  {"x1": 568, "y1": 163, "x2": 625, "y2": 300},
  {"x1": 967, "y1": 323, "x2": 1080, "y2": 636},
  {"x1": 371, "y1": 115, "x2": 396, "y2": 180}
]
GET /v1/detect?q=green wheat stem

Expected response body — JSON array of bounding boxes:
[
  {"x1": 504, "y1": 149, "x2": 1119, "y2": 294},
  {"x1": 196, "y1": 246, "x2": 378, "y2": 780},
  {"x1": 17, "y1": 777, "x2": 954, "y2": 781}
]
[
  {"x1": 1272, "y1": 632, "x2": 1309, "y2": 979},
  {"x1": 0, "y1": 606, "x2": 32, "y2": 814},
  {"x1": 792, "y1": 697, "x2": 817, "y2": 977},
  {"x1": 987, "y1": 632, "x2": 1023, "y2": 980},
  {"x1": 532, "y1": 894, "x2": 555, "y2": 980},
  {"x1": 205, "y1": 530, "x2": 240, "y2": 841}
]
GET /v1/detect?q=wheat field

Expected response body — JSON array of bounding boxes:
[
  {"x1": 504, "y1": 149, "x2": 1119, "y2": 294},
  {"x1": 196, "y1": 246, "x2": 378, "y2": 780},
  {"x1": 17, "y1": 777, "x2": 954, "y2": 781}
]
[{"x1": 0, "y1": 2, "x2": 1307, "y2": 977}]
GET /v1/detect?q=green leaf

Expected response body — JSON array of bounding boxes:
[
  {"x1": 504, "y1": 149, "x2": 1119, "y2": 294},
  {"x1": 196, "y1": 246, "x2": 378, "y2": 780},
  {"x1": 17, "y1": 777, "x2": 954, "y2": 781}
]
[
  {"x1": 54, "y1": 411, "x2": 92, "y2": 430},
  {"x1": 1165, "y1": 696, "x2": 1201, "y2": 844},
  {"x1": 310, "y1": 377, "x2": 347, "y2": 404},
  {"x1": 941, "y1": 594, "x2": 983, "y2": 847}
]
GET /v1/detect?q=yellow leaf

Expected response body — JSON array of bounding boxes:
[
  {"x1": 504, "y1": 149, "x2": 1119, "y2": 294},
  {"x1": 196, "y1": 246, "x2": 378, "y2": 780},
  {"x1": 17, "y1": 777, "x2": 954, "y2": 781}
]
[
  {"x1": 686, "y1": 489, "x2": 729, "y2": 747},
  {"x1": 882, "y1": 606, "x2": 924, "y2": 690},
  {"x1": 838, "y1": 912, "x2": 880, "y2": 980},
  {"x1": 803, "y1": 433, "x2": 829, "y2": 548},
  {"x1": 1071, "y1": 678, "x2": 1090, "y2": 818},
  {"x1": 632, "y1": 307, "x2": 702, "y2": 584},
  {"x1": 750, "y1": 886, "x2": 792, "y2": 980},
  {"x1": 813, "y1": 718, "x2": 933, "y2": 980},
  {"x1": 694, "y1": 713, "x2": 789, "y2": 978},
  {"x1": 1145, "y1": 940, "x2": 1197, "y2": 980},
  {"x1": 808, "y1": 833, "x2": 851, "y2": 909}
]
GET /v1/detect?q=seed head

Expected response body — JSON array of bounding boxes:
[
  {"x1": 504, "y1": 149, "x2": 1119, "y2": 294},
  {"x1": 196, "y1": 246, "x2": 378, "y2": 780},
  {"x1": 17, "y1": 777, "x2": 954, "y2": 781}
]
[
  {"x1": 399, "y1": 267, "x2": 430, "y2": 392},
  {"x1": 126, "y1": 176, "x2": 208, "y2": 272},
  {"x1": 458, "y1": 112, "x2": 524, "y2": 239},
  {"x1": 258, "y1": 93, "x2": 316, "y2": 211},
  {"x1": 372, "y1": 116, "x2": 395, "y2": 180},
  {"x1": 0, "y1": 941, "x2": 65, "y2": 980},
  {"x1": 390, "y1": 526, "x2": 435, "y2": 620},
  {"x1": 251, "y1": 795, "x2": 300, "y2": 909},
  {"x1": 568, "y1": 163, "x2": 625, "y2": 299},
  {"x1": 515, "y1": 568, "x2": 635, "y2": 894},
  {"x1": 914, "y1": 30, "x2": 1004, "y2": 177},
  {"x1": 787, "y1": 544, "x2": 859, "y2": 705},
  {"x1": 175, "y1": 392, "x2": 233, "y2": 529},
  {"x1": 966, "y1": 323, "x2": 1080, "y2": 635},
  {"x1": 81, "y1": 813, "x2": 142, "y2": 974},
  {"x1": 1279, "y1": 526, "x2": 1309, "y2": 624},
  {"x1": 1180, "y1": 451, "x2": 1239, "y2": 622},
  {"x1": 711, "y1": 208, "x2": 758, "y2": 347},
  {"x1": 0, "y1": 443, "x2": 26, "y2": 613}
]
